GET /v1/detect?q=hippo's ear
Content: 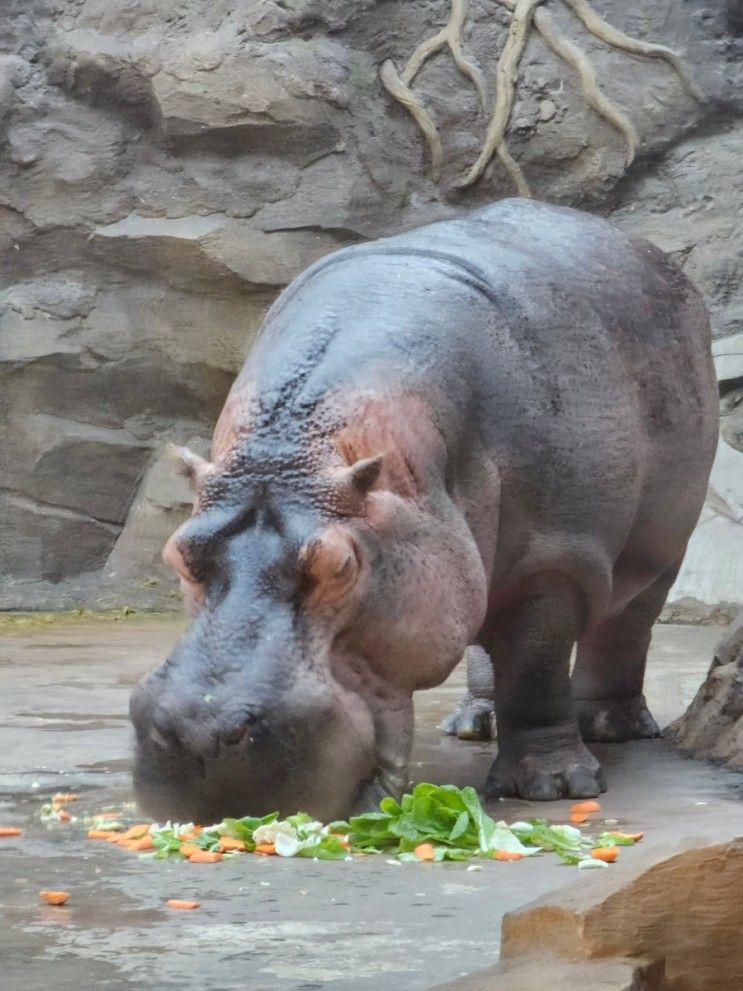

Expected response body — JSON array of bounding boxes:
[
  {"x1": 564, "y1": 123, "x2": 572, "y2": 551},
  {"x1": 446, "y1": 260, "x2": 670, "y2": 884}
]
[
  {"x1": 299, "y1": 527, "x2": 361, "y2": 605},
  {"x1": 344, "y1": 455, "x2": 384, "y2": 495},
  {"x1": 167, "y1": 443, "x2": 212, "y2": 490}
]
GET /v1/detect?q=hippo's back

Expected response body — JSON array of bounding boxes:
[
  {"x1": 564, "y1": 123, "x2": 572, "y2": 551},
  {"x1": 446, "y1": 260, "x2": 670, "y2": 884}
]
[{"x1": 254, "y1": 198, "x2": 715, "y2": 458}]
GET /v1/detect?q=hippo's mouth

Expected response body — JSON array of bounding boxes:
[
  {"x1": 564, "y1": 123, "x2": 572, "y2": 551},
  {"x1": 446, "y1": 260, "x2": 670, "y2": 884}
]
[{"x1": 131, "y1": 672, "x2": 380, "y2": 824}]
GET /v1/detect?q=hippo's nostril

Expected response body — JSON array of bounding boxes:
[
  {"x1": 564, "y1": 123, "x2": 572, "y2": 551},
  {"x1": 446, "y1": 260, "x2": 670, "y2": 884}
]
[
  {"x1": 149, "y1": 725, "x2": 172, "y2": 751},
  {"x1": 222, "y1": 725, "x2": 251, "y2": 747}
]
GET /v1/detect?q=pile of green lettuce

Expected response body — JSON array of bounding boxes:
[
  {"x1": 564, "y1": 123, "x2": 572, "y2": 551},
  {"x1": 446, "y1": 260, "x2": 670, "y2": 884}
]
[{"x1": 143, "y1": 783, "x2": 638, "y2": 867}]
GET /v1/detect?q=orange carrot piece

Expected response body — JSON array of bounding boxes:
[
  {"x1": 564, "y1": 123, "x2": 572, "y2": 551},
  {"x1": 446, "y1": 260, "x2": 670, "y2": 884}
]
[
  {"x1": 167, "y1": 899, "x2": 200, "y2": 910},
  {"x1": 39, "y1": 890, "x2": 70, "y2": 905},
  {"x1": 493, "y1": 850, "x2": 525, "y2": 861},
  {"x1": 612, "y1": 831, "x2": 644, "y2": 843},
  {"x1": 98, "y1": 811, "x2": 122, "y2": 820},
  {"x1": 0, "y1": 827, "x2": 23, "y2": 837},
  {"x1": 178, "y1": 826, "x2": 204, "y2": 842},
  {"x1": 571, "y1": 800, "x2": 601, "y2": 815},
  {"x1": 52, "y1": 793, "x2": 79, "y2": 803},
  {"x1": 120, "y1": 824, "x2": 151, "y2": 841},
  {"x1": 180, "y1": 843, "x2": 202, "y2": 858},
  {"x1": 254, "y1": 843, "x2": 276, "y2": 856},
  {"x1": 591, "y1": 846, "x2": 619, "y2": 863},
  {"x1": 87, "y1": 829, "x2": 117, "y2": 840},
  {"x1": 188, "y1": 849, "x2": 223, "y2": 863},
  {"x1": 57, "y1": 809, "x2": 71, "y2": 823},
  {"x1": 414, "y1": 843, "x2": 436, "y2": 862},
  {"x1": 570, "y1": 812, "x2": 589, "y2": 824},
  {"x1": 217, "y1": 837, "x2": 247, "y2": 853},
  {"x1": 129, "y1": 834, "x2": 155, "y2": 852}
]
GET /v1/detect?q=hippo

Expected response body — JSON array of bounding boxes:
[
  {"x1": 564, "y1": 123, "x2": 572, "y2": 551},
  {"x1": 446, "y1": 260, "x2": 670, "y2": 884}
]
[{"x1": 129, "y1": 199, "x2": 718, "y2": 823}]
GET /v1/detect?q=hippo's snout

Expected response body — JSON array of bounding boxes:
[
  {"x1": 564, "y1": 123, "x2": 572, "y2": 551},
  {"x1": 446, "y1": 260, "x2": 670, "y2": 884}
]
[
  {"x1": 131, "y1": 679, "x2": 265, "y2": 762},
  {"x1": 129, "y1": 657, "x2": 377, "y2": 824}
]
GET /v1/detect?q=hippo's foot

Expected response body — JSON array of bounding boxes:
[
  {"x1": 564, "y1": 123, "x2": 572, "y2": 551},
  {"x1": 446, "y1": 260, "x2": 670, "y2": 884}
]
[
  {"x1": 439, "y1": 694, "x2": 496, "y2": 741},
  {"x1": 350, "y1": 770, "x2": 408, "y2": 815},
  {"x1": 575, "y1": 695, "x2": 661, "y2": 743},
  {"x1": 485, "y1": 723, "x2": 606, "y2": 801}
]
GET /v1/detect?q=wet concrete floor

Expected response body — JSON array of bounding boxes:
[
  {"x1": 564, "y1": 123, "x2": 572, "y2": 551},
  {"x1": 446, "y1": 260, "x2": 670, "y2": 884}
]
[{"x1": 0, "y1": 617, "x2": 741, "y2": 991}]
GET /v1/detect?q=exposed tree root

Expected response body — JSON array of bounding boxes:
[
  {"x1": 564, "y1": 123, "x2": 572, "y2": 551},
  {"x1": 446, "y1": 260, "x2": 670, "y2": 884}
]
[
  {"x1": 459, "y1": 0, "x2": 546, "y2": 189},
  {"x1": 380, "y1": 0, "x2": 487, "y2": 180},
  {"x1": 562, "y1": 0, "x2": 705, "y2": 102},
  {"x1": 401, "y1": 0, "x2": 487, "y2": 107},
  {"x1": 380, "y1": 0, "x2": 703, "y2": 193},
  {"x1": 380, "y1": 59, "x2": 444, "y2": 180},
  {"x1": 533, "y1": 6, "x2": 639, "y2": 166}
]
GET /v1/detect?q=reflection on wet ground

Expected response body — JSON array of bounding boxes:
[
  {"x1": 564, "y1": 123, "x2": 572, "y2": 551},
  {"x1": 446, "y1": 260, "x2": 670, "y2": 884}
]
[{"x1": 0, "y1": 618, "x2": 740, "y2": 991}]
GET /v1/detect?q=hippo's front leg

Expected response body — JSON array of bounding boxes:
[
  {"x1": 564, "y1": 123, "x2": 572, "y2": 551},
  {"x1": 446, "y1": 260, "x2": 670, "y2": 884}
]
[
  {"x1": 351, "y1": 696, "x2": 414, "y2": 814},
  {"x1": 485, "y1": 574, "x2": 606, "y2": 801},
  {"x1": 440, "y1": 646, "x2": 496, "y2": 741}
]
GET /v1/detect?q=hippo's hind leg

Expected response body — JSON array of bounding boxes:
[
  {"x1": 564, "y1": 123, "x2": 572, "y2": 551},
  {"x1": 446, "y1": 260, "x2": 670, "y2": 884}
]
[
  {"x1": 485, "y1": 574, "x2": 605, "y2": 801},
  {"x1": 440, "y1": 646, "x2": 496, "y2": 741},
  {"x1": 572, "y1": 565, "x2": 680, "y2": 742}
]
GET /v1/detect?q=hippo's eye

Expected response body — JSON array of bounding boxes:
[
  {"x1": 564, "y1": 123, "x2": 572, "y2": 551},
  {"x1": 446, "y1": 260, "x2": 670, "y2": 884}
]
[{"x1": 299, "y1": 527, "x2": 361, "y2": 606}]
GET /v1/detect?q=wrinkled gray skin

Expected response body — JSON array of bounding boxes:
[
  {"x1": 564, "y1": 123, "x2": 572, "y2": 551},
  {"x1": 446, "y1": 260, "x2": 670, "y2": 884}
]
[{"x1": 130, "y1": 200, "x2": 718, "y2": 823}]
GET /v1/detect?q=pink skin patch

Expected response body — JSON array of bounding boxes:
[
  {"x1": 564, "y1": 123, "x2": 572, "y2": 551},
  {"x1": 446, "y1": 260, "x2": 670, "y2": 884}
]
[{"x1": 162, "y1": 532, "x2": 204, "y2": 617}]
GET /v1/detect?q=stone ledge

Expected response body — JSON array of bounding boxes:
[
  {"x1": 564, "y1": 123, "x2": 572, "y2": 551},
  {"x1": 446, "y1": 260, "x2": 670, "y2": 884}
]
[
  {"x1": 432, "y1": 956, "x2": 664, "y2": 991},
  {"x1": 433, "y1": 834, "x2": 743, "y2": 991}
]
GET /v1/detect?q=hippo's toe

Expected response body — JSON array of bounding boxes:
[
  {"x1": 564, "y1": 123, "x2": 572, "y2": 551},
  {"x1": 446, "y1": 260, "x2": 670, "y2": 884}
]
[{"x1": 485, "y1": 725, "x2": 606, "y2": 801}]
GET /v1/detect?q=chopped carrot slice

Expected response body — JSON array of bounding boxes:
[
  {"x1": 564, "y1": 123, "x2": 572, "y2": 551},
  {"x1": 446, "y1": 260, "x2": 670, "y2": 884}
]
[
  {"x1": 98, "y1": 811, "x2": 122, "y2": 820},
  {"x1": 0, "y1": 827, "x2": 23, "y2": 837},
  {"x1": 167, "y1": 899, "x2": 200, "y2": 910},
  {"x1": 52, "y1": 793, "x2": 79, "y2": 803},
  {"x1": 120, "y1": 824, "x2": 151, "y2": 840},
  {"x1": 57, "y1": 809, "x2": 71, "y2": 823},
  {"x1": 87, "y1": 829, "x2": 117, "y2": 840},
  {"x1": 493, "y1": 850, "x2": 524, "y2": 861},
  {"x1": 571, "y1": 800, "x2": 601, "y2": 815},
  {"x1": 188, "y1": 849, "x2": 223, "y2": 863},
  {"x1": 570, "y1": 812, "x2": 589, "y2": 824},
  {"x1": 611, "y1": 831, "x2": 644, "y2": 843},
  {"x1": 217, "y1": 837, "x2": 247, "y2": 853},
  {"x1": 254, "y1": 843, "x2": 276, "y2": 856},
  {"x1": 129, "y1": 834, "x2": 155, "y2": 852},
  {"x1": 591, "y1": 846, "x2": 619, "y2": 863},
  {"x1": 39, "y1": 890, "x2": 70, "y2": 905},
  {"x1": 414, "y1": 843, "x2": 436, "y2": 861},
  {"x1": 180, "y1": 843, "x2": 202, "y2": 858}
]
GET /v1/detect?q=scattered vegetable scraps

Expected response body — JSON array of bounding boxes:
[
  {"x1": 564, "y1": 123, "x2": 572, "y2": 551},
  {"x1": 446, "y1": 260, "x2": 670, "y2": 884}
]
[
  {"x1": 39, "y1": 890, "x2": 70, "y2": 905},
  {"x1": 75, "y1": 783, "x2": 643, "y2": 868}
]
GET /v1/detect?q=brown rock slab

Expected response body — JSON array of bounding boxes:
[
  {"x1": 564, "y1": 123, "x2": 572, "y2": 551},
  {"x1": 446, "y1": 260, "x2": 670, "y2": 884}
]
[
  {"x1": 501, "y1": 839, "x2": 743, "y2": 991},
  {"x1": 667, "y1": 614, "x2": 743, "y2": 770}
]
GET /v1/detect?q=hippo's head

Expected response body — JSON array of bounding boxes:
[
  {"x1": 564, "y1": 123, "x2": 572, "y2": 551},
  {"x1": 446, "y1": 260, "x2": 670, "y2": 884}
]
[{"x1": 130, "y1": 433, "x2": 485, "y2": 824}]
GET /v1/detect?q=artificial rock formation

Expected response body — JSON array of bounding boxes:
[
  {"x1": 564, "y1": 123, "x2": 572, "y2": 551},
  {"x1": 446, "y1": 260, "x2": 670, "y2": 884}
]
[
  {"x1": 668, "y1": 613, "x2": 743, "y2": 769},
  {"x1": 0, "y1": 0, "x2": 741, "y2": 611},
  {"x1": 435, "y1": 838, "x2": 743, "y2": 991}
]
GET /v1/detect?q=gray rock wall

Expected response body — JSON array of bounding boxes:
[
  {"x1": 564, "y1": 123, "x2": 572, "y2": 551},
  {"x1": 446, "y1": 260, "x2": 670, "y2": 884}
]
[{"x1": 1, "y1": 0, "x2": 741, "y2": 613}]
